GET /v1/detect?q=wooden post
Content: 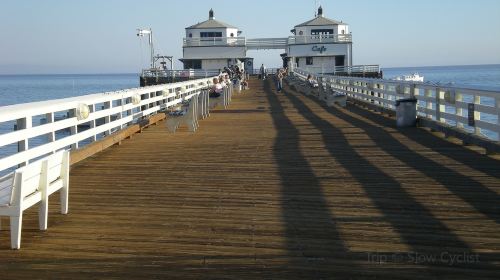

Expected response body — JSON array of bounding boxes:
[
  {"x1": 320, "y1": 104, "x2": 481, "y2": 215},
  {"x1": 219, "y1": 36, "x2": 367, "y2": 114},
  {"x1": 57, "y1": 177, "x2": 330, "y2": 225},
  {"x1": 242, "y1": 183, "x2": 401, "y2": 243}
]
[
  {"x1": 473, "y1": 95, "x2": 481, "y2": 136},
  {"x1": 16, "y1": 117, "x2": 31, "y2": 167},
  {"x1": 456, "y1": 91, "x2": 464, "y2": 129},
  {"x1": 103, "y1": 101, "x2": 111, "y2": 136},
  {"x1": 435, "y1": 87, "x2": 445, "y2": 123},
  {"x1": 496, "y1": 96, "x2": 500, "y2": 141},
  {"x1": 89, "y1": 104, "x2": 97, "y2": 142},
  {"x1": 45, "y1": 112, "x2": 56, "y2": 154},
  {"x1": 68, "y1": 109, "x2": 78, "y2": 150},
  {"x1": 424, "y1": 88, "x2": 432, "y2": 119}
]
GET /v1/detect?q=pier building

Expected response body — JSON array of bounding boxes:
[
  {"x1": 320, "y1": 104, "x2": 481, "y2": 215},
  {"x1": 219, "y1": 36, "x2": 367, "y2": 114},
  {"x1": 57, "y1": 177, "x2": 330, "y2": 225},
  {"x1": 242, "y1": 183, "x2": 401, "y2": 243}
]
[
  {"x1": 287, "y1": 6, "x2": 353, "y2": 73},
  {"x1": 181, "y1": 9, "x2": 247, "y2": 71},
  {"x1": 181, "y1": 7, "x2": 355, "y2": 75}
]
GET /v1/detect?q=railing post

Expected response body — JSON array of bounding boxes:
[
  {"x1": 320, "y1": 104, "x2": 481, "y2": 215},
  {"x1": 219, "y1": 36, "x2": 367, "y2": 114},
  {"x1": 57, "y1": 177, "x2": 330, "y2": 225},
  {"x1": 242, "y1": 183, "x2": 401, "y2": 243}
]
[
  {"x1": 16, "y1": 117, "x2": 31, "y2": 166},
  {"x1": 473, "y1": 95, "x2": 481, "y2": 136},
  {"x1": 68, "y1": 108, "x2": 78, "y2": 150},
  {"x1": 45, "y1": 112, "x2": 55, "y2": 143},
  {"x1": 425, "y1": 88, "x2": 433, "y2": 119},
  {"x1": 456, "y1": 91, "x2": 464, "y2": 129},
  {"x1": 435, "y1": 87, "x2": 444, "y2": 123},
  {"x1": 45, "y1": 112, "x2": 56, "y2": 154},
  {"x1": 89, "y1": 104, "x2": 97, "y2": 141},
  {"x1": 496, "y1": 96, "x2": 500, "y2": 140},
  {"x1": 104, "y1": 101, "x2": 111, "y2": 136}
]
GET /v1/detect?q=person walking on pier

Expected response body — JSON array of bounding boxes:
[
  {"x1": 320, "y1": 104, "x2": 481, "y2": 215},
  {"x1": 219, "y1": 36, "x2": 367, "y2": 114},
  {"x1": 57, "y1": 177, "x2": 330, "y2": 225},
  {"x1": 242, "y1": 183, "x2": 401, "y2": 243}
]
[{"x1": 260, "y1": 64, "x2": 266, "y2": 80}]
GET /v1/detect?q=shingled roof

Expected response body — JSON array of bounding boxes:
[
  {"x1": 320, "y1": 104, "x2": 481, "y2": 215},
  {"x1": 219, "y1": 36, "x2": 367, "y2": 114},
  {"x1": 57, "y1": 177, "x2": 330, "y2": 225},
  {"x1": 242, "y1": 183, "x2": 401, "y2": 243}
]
[{"x1": 186, "y1": 9, "x2": 237, "y2": 29}]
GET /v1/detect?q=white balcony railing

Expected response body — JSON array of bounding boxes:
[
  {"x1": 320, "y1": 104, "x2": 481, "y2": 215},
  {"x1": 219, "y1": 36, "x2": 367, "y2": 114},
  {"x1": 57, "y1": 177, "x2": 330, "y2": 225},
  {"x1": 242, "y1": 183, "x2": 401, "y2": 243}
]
[
  {"x1": 183, "y1": 37, "x2": 246, "y2": 47},
  {"x1": 288, "y1": 34, "x2": 352, "y2": 44},
  {"x1": 183, "y1": 34, "x2": 352, "y2": 48}
]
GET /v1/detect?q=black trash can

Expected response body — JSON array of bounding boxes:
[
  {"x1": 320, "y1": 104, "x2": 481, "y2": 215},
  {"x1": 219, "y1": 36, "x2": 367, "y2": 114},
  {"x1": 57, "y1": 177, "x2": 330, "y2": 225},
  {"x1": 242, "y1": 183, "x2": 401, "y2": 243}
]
[{"x1": 395, "y1": 98, "x2": 417, "y2": 127}]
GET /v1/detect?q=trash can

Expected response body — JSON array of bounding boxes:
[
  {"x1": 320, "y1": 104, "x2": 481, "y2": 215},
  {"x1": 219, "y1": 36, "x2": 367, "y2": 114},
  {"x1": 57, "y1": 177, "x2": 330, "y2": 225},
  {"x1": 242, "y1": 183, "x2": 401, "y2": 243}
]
[{"x1": 395, "y1": 98, "x2": 417, "y2": 127}]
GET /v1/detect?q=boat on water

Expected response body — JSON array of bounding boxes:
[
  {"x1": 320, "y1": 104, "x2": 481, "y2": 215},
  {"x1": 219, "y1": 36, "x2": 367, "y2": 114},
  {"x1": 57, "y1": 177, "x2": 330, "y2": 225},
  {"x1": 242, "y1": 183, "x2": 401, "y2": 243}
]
[{"x1": 392, "y1": 73, "x2": 424, "y2": 82}]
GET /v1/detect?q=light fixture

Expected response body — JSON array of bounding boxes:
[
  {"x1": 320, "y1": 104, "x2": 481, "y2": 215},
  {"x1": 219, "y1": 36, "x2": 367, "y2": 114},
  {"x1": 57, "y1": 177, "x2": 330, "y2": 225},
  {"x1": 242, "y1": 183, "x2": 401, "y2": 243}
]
[
  {"x1": 132, "y1": 93, "x2": 141, "y2": 105},
  {"x1": 76, "y1": 103, "x2": 90, "y2": 121}
]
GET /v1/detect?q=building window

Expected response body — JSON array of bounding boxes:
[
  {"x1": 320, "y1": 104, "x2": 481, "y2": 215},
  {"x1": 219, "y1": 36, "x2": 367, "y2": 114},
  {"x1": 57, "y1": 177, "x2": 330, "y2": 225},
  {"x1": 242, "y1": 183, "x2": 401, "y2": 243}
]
[
  {"x1": 188, "y1": 33, "x2": 192, "y2": 38},
  {"x1": 295, "y1": 57, "x2": 299, "y2": 67},
  {"x1": 311, "y1": 29, "x2": 333, "y2": 35},
  {"x1": 200, "y1": 32, "x2": 222, "y2": 38},
  {"x1": 335, "y1": 56, "x2": 345, "y2": 67},
  {"x1": 306, "y1": 57, "x2": 313, "y2": 65},
  {"x1": 299, "y1": 31, "x2": 303, "y2": 35},
  {"x1": 184, "y1": 60, "x2": 202, "y2": 69}
]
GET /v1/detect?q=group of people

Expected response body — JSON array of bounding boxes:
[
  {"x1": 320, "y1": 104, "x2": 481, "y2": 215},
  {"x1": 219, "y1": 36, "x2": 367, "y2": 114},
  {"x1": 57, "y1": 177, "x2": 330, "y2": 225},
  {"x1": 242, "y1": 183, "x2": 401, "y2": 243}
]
[
  {"x1": 275, "y1": 67, "x2": 288, "y2": 93},
  {"x1": 209, "y1": 74, "x2": 231, "y2": 98},
  {"x1": 222, "y1": 64, "x2": 249, "y2": 90}
]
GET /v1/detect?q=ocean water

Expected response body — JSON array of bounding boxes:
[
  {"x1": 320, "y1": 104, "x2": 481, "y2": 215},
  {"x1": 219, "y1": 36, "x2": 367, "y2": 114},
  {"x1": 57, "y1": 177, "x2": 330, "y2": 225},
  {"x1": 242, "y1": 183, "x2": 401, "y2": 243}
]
[
  {"x1": 0, "y1": 73, "x2": 139, "y2": 107},
  {"x1": 382, "y1": 64, "x2": 500, "y2": 91}
]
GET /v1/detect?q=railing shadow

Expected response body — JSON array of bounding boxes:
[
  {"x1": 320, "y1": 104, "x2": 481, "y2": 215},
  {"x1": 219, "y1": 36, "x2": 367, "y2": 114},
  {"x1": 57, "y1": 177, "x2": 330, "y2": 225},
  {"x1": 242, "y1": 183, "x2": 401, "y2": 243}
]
[
  {"x1": 264, "y1": 80, "x2": 365, "y2": 277},
  {"x1": 309, "y1": 96, "x2": 500, "y2": 225},
  {"x1": 351, "y1": 101, "x2": 500, "y2": 180},
  {"x1": 279, "y1": 84, "x2": 477, "y2": 261}
]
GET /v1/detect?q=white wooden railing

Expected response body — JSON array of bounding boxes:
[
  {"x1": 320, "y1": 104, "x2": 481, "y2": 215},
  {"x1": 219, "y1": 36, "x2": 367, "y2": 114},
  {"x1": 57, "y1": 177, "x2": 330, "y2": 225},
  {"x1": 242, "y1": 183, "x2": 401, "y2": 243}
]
[
  {"x1": 141, "y1": 69, "x2": 220, "y2": 78},
  {"x1": 298, "y1": 65, "x2": 380, "y2": 75},
  {"x1": 183, "y1": 37, "x2": 246, "y2": 47},
  {"x1": 288, "y1": 34, "x2": 352, "y2": 44},
  {"x1": 0, "y1": 77, "x2": 217, "y2": 175},
  {"x1": 183, "y1": 35, "x2": 352, "y2": 49},
  {"x1": 293, "y1": 68, "x2": 500, "y2": 142}
]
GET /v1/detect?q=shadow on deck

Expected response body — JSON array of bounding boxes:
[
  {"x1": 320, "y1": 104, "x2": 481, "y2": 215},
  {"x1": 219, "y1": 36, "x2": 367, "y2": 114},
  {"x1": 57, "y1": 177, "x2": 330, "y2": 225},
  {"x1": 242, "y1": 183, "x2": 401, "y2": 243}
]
[{"x1": 0, "y1": 78, "x2": 499, "y2": 279}]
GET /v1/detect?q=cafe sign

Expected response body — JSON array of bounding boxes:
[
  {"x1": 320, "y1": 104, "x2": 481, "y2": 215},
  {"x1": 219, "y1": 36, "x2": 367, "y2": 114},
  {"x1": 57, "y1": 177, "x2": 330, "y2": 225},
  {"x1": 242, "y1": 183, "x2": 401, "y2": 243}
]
[{"x1": 312, "y1": 46, "x2": 327, "y2": 54}]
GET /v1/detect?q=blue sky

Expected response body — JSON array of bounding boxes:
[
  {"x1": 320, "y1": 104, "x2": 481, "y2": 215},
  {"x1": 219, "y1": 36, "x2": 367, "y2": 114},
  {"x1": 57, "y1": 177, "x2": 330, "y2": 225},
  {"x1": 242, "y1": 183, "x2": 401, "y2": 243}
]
[{"x1": 1, "y1": 0, "x2": 499, "y2": 74}]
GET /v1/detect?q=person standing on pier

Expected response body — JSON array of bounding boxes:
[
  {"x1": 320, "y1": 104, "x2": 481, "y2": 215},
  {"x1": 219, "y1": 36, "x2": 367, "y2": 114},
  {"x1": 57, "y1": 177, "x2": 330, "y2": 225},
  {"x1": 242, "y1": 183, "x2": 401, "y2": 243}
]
[
  {"x1": 260, "y1": 64, "x2": 266, "y2": 80},
  {"x1": 277, "y1": 69, "x2": 286, "y2": 92}
]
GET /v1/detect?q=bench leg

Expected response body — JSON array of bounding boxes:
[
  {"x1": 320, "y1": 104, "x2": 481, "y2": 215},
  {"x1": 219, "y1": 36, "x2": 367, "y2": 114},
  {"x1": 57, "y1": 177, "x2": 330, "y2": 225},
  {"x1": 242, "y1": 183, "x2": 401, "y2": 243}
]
[
  {"x1": 61, "y1": 182, "x2": 69, "y2": 215},
  {"x1": 10, "y1": 215, "x2": 22, "y2": 249},
  {"x1": 39, "y1": 199, "x2": 48, "y2": 231}
]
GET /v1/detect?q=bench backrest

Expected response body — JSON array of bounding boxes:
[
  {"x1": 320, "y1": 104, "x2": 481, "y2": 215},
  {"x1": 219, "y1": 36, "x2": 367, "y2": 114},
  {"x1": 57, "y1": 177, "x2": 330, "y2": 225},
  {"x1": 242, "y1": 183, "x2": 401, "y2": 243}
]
[
  {"x1": 0, "y1": 173, "x2": 14, "y2": 205},
  {"x1": 11, "y1": 160, "x2": 46, "y2": 207},
  {"x1": 8, "y1": 150, "x2": 69, "y2": 207},
  {"x1": 46, "y1": 150, "x2": 69, "y2": 184}
]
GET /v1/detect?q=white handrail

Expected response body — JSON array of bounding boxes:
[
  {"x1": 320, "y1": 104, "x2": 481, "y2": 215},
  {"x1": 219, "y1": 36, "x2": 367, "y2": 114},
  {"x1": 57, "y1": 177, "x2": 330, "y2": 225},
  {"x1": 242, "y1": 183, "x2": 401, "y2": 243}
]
[
  {"x1": 0, "y1": 77, "x2": 217, "y2": 175},
  {"x1": 293, "y1": 68, "x2": 500, "y2": 142}
]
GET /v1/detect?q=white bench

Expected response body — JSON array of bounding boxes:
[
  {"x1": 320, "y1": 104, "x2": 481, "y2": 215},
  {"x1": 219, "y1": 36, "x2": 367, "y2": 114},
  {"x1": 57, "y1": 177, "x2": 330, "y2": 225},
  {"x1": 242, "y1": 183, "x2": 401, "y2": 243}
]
[
  {"x1": 209, "y1": 85, "x2": 232, "y2": 110},
  {"x1": 0, "y1": 150, "x2": 69, "y2": 249},
  {"x1": 166, "y1": 94, "x2": 200, "y2": 133}
]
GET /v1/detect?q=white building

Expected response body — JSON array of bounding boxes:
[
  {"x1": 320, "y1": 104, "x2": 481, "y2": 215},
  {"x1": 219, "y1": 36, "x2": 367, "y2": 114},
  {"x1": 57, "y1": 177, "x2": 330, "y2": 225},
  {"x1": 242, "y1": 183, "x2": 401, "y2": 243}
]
[
  {"x1": 181, "y1": 9, "x2": 247, "y2": 71},
  {"x1": 287, "y1": 6, "x2": 353, "y2": 73},
  {"x1": 180, "y1": 7, "x2": 354, "y2": 75}
]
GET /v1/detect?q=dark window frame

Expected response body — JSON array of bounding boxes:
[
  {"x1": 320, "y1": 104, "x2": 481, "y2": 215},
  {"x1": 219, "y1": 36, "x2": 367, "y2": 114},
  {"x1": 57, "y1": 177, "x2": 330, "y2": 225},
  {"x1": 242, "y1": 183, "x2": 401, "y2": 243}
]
[{"x1": 306, "y1": 57, "x2": 313, "y2": 65}]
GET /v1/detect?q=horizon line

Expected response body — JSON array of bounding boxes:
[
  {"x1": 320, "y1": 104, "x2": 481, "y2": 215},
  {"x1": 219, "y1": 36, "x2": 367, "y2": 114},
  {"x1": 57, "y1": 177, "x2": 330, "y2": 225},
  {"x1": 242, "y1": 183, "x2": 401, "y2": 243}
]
[{"x1": 0, "y1": 63, "x2": 499, "y2": 76}]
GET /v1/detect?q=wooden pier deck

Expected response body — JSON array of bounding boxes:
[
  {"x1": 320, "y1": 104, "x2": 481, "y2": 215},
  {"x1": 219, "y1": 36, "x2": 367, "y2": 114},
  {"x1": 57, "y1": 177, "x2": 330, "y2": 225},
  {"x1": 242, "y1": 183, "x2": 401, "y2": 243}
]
[{"x1": 1, "y1": 78, "x2": 499, "y2": 279}]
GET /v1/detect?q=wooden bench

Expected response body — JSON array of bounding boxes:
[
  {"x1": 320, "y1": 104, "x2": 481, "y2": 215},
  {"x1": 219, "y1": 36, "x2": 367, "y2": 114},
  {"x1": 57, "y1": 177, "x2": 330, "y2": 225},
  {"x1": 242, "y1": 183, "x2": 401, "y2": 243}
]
[{"x1": 0, "y1": 150, "x2": 69, "y2": 249}]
